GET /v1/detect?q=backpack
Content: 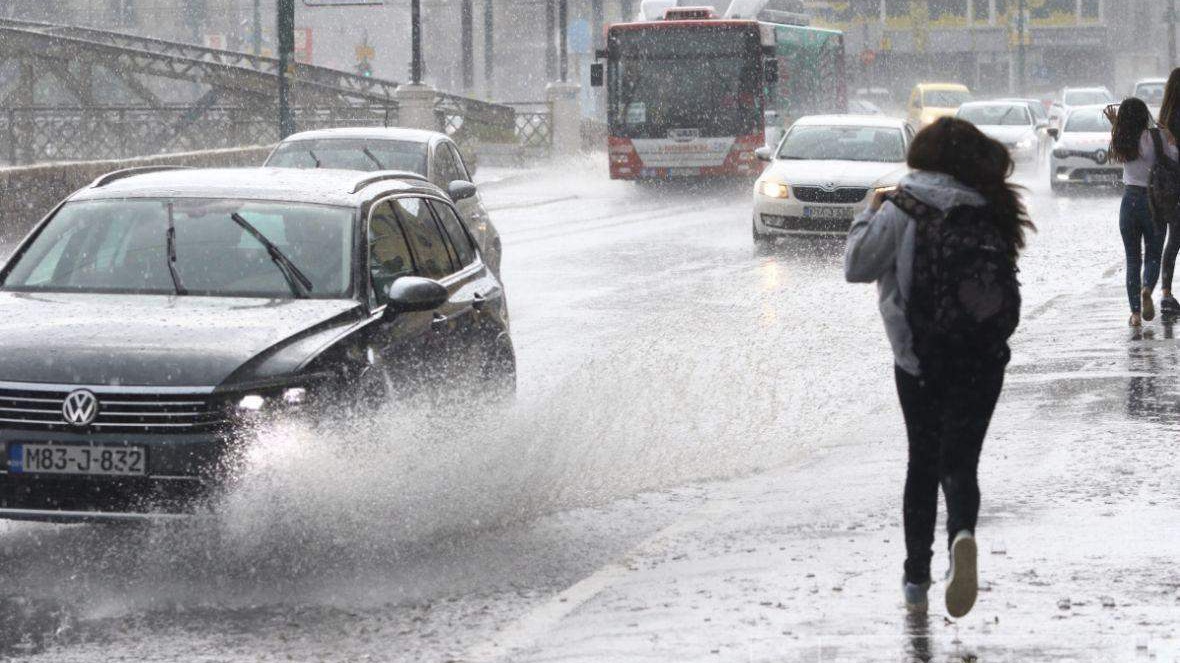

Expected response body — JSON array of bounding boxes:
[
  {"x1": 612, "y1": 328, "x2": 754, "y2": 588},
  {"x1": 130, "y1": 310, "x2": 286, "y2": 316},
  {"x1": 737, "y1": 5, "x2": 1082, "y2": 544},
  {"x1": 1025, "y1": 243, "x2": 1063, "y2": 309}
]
[
  {"x1": 888, "y1": 189, "x2": 1022, "y2": 378},
  {"x1": 1148, "y1": 128, "x2": 1180, "y2": 228}
]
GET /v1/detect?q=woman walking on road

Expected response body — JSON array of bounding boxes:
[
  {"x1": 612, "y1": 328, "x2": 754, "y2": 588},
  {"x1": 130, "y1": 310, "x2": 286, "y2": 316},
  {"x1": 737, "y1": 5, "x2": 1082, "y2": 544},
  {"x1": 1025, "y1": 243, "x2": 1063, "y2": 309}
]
[
  {"x1": 1153, "y1": 69, "x2": 1180, "y2": 317},
  {"x1": 1107, "y1": 97, "x2": 1176, "y2": 326},
  {"x1": 844, "y1": 118, "x2": 1033, "y2": 618}
]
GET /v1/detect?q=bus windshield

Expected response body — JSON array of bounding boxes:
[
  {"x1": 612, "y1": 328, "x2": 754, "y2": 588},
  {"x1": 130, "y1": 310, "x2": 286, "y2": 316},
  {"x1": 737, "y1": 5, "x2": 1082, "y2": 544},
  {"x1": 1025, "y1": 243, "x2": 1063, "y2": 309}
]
[{"x1": 609, "y1": 26, "x2": 762, "y2": 138}]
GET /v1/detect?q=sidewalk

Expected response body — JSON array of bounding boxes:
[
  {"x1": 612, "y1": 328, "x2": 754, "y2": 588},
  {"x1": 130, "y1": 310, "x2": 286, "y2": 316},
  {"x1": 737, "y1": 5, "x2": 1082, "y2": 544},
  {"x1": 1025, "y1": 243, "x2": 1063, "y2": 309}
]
[{"x1": 468, "y1": 279, "x2": 1180, "y2": 662}]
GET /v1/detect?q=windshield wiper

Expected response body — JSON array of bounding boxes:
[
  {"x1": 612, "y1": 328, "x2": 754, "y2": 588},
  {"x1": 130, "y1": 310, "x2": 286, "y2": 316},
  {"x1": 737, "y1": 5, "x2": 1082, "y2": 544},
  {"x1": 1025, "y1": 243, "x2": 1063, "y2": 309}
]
[
  {"x1": 229, "y1": 212, "x2": 313, "y2": 298},
  {"x1": 307, "y1": 150, "x2": 321, "y2": 168},
  {"x1": 165, "y1": 203, "x2": 187, "y2": 295},
  {"x1": 361, "y1": 146, "x2": 385, "y2": 169}
]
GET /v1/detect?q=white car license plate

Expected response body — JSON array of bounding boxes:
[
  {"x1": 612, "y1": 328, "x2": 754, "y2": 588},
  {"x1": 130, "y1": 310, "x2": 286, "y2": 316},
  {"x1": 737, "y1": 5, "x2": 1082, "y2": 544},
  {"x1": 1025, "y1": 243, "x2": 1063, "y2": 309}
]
[
  {"x1": 9, "y1": 444, "x2": 147, "y2": 476},
  {"x1": 1086, "y1": 172, "x2": 1120, "y2": 184},
  {"x1": 803, "y1": 206, "x2": 854, "y2": 221},
  {"x1": 669, "y1": 167, "x2": 699, "y2": 177}
]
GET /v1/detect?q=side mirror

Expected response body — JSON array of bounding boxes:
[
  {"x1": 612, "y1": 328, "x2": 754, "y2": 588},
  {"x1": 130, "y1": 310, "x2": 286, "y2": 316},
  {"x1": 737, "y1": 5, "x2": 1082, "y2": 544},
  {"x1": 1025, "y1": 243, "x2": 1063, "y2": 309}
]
[
  {"x1": 1047, "y1": 127, "x2": 1060, "y2": 141},
  {"x1": 754, "y1": 146, "x2": 773, "y2": 162},
  {"x1": 590, "y1": 63, "x2": 604, "y2": 88},
  {"x1": 763, "y1": 59, "x2": 779, "y2": 85},
  {"x1": 447, "y1": 180, "x2": 478, "y2": 201},
  {"x1": 384, "y1": 276, "x2": 448, "y2": 317}
]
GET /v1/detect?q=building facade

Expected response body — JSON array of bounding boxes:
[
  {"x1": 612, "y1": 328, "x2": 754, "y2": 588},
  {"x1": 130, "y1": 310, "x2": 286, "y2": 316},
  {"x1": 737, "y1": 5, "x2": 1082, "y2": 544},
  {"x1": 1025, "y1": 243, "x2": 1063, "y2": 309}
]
[{"x1": 804, "y1": 0, "x2": 1177, "y2": 98}]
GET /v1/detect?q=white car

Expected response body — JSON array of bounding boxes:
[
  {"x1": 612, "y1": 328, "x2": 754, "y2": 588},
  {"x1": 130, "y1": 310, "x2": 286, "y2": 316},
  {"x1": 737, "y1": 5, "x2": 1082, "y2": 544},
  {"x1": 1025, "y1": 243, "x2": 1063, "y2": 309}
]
[
  {"x1": 1133, "y1": 77, "x2": 1167, "y2": 118},
  {"x1": 1049, "y1": 86, "x2": 1115, "y2": 129},
  {"x1": 752, "y1": 115, "x2": 912, "y2": 242},
  {"x1": 1049, "y1": 105, "x2": 1121, "y2": 193},
  {"x1": 956, "y1": 100, "x2": 1046, "y2": 167},
  {"x1": 266, "y1": 127, "x2": 502, "y2": 274}
]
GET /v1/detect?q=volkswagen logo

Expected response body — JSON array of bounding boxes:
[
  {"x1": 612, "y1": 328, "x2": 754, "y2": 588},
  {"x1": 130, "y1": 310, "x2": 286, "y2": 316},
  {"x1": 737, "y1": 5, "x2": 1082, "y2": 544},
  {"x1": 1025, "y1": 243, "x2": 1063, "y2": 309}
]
[
  {"x1": 1094, "y1": 149, "x2": 1108, "y2": 165},
  {"x1": 62, "y1": 390, "x2": 99, "y2": 427}
]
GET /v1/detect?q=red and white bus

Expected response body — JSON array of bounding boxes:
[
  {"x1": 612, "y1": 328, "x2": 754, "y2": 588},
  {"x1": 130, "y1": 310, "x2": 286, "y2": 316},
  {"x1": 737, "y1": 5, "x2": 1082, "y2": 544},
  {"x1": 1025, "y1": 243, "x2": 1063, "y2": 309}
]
[{"x1": 592, "y1": 7, "x2": 845, "y2": 181}]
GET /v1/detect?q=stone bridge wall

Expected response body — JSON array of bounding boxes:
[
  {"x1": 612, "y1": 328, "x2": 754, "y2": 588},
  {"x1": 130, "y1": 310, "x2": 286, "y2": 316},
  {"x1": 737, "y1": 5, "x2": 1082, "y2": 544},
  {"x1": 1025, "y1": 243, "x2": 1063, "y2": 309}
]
[{"x1": 0, "y1": 145, "x2": 273, "y2": 243}]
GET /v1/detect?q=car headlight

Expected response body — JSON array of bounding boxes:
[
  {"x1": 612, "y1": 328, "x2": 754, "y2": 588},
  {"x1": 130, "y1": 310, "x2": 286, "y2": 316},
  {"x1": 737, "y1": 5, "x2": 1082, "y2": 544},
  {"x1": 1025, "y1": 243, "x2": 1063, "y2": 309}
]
[
  {"x1": 757, "y1": 180, "x2": 790, "y2": 199},
  {"x1": 1016, "y1": 137, "x2": 1035, "y2": 150},
  {"x1": 237, "y1": 387, "x2": 308, "y2": 414},
  {"x1": 873, "y1": 185, "x2": 898, "y2": 197},
  {"x1": 238, "y1": 394, "x2": 266, "y2": 412}
]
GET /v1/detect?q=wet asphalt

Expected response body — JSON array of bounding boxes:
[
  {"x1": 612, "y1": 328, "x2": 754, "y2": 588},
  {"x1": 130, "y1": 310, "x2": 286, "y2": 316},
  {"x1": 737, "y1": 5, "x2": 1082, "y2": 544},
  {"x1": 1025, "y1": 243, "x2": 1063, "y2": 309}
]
[{"x1": 0, "y1": 158, "x2": 1175, "y2": 662}]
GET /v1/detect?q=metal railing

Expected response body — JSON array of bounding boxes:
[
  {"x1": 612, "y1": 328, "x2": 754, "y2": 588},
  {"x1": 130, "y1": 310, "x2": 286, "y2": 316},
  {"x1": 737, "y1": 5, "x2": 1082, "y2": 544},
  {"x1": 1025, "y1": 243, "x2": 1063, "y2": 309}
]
[
  {"x1": 0, "y1": 105, "x2": 395, "y2": 165},
  {"x1": 501, "y1": 101, "x2": 554, "y2": 153}
]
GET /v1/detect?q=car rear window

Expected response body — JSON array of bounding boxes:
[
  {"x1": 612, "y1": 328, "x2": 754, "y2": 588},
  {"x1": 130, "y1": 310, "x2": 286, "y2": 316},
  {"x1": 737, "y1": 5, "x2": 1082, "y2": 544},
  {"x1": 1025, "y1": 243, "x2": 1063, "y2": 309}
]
[{"x1": 267, "y1": 139, "x2": 429, "y2": 174}]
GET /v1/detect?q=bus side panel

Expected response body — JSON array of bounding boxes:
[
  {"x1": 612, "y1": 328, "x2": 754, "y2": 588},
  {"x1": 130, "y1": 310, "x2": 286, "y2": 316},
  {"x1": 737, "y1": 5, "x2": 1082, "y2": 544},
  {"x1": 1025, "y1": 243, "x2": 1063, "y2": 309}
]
[{"x1": 767, "y1": 25, "x2": 848, "y2": 127}]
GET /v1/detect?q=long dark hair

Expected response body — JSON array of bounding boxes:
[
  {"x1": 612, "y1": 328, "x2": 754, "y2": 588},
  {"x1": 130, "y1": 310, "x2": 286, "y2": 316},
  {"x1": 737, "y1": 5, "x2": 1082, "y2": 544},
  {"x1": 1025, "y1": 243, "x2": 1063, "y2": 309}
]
[
  {"x1": 1110, "y1": 97, "x2": 1151, "y2": 163},
  {"x1": 906, "y1": 117, "x2": 1034, "y2": 257},
  {"x1": 1158, "y1": 68, "x2": 1180, "y2": 135}
]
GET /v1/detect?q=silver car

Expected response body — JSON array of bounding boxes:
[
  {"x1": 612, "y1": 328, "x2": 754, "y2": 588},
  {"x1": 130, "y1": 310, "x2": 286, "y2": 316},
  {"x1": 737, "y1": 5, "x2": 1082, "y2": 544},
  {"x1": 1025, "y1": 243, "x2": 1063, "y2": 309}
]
[{"x1": 266, "y1": 127, "x2": 502, "y2": 274}]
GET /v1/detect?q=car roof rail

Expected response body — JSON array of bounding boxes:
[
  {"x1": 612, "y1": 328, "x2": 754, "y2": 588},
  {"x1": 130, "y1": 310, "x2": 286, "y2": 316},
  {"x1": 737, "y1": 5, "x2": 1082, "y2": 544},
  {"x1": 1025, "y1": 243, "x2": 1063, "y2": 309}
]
[
  {"x1": 350, "y1": 171, "x2": 431, "y2": 194},
  {"x1": 89, "y1": 165, "x2": 194, "y2": 188}
]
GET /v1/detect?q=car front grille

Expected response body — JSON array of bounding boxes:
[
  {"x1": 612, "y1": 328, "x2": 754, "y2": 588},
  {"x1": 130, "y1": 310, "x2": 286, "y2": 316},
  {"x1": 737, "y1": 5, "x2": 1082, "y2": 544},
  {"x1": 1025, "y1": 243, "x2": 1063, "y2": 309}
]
[
  {"x1": 762, "y1": 214, "x2": 852, "y2": 234},
  {"x1": 0, "y1": 384, "x2": 225, "y2": 433},
  {"x1": 792, "y1": 186, "x2": 869, "y2": 204}
]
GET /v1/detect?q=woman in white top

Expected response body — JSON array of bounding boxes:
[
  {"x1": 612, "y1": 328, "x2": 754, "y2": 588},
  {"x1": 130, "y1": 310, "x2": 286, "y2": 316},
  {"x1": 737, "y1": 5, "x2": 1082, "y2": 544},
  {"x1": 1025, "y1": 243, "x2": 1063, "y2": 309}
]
[{"x1": 1107, "y1": 97, "x2": 1179, "y2": 326}]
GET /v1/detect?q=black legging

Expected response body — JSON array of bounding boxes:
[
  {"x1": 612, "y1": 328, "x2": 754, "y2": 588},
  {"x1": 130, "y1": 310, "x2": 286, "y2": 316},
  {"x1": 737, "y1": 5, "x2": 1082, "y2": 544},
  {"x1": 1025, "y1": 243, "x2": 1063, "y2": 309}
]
[
  {"x1": 1164, "y1": 218, "x2": 1180, "y2": 293},
  {"x1": 895, "y1": 365, "x2": 1005, "y2": 585}
]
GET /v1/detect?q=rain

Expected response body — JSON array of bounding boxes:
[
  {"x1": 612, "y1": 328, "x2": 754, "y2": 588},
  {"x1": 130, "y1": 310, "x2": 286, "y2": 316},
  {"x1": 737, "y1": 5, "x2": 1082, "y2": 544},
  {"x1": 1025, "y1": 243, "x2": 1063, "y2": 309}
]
[{"x1": 1, "y1": 1, "x2": 1179, "y2": 661}]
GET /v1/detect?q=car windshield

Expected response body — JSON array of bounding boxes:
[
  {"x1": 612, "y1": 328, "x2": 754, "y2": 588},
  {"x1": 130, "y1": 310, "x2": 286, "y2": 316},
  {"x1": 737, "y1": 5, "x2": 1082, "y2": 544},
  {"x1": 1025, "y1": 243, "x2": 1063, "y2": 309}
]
[
  {"x1": 2, "y1": 199, "x2": 354, "y2": 299},
  {"x1": 267, "y1": 138, "x2": 429, "y2": 174},
  {"x1": 1064, "y1": 109, "x2": 1113, "y2": 133},
  {"x1": 958, "y1": 104, "x2": 1031, "y2": 126},
  {"x1": 778, "y1": 125, "x2": 906, "y2": 162},
  {"x1": 1136, "y1": 83, "x2": 1166, "y2": 104},
  {"x1": 1064, "y1": 90, "x2": 1113, "y2": 106},
  {"x1": 923, "y1": 89, "x2": 971, "y2": 107}
]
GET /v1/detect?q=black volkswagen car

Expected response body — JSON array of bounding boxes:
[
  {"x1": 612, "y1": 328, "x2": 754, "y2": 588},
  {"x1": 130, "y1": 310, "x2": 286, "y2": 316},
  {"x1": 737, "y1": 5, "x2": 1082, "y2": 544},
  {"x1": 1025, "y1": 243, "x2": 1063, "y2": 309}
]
[{"x1": 0, "y1": 167, "x2": 514, "y2": 522}]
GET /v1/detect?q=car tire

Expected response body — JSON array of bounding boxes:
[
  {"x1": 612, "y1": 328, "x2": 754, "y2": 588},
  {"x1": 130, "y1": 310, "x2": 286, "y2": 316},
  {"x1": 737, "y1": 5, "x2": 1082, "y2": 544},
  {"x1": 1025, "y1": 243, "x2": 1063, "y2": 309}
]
[{"x1": 753, "y1": 219, "x2": 775, "y2": 253}]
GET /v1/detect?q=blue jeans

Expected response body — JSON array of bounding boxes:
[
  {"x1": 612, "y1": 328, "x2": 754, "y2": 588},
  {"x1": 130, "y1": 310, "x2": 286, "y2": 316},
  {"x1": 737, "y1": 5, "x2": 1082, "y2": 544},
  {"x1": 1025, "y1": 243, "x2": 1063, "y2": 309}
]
[{"x1": 1120, "y1": 187, "x2": 1165, "y2": 313}]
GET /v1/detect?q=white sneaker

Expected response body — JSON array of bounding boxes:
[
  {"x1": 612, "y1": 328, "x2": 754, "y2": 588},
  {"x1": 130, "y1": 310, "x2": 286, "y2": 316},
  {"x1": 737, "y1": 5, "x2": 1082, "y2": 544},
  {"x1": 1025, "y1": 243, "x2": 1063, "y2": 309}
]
[{"x1": 945, "y1": 530, "x2": 978, "y2": 618}]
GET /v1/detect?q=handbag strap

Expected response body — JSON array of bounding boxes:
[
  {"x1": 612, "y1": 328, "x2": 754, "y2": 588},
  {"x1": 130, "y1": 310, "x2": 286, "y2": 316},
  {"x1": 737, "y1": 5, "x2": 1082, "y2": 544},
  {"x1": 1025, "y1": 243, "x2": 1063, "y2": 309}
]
[{"x1": 1150, "y1": 127, "x2": 1174, "y2": 165}]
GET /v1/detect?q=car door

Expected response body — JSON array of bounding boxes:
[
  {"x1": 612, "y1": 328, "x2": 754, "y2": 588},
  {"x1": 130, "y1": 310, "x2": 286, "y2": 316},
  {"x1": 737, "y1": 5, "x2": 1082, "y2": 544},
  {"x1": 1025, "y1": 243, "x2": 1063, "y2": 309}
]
[
  {"x1": 394, "y1": 195, "x2": 474, "y2": 385},
  {"x1": 364, "y1": 199, "x2": 442, "y2": 395}
]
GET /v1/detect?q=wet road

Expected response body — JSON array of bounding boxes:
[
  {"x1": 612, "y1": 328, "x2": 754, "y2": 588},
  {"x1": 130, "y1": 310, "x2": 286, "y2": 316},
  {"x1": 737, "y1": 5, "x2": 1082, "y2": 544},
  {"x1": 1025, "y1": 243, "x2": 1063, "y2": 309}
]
[{"x1": 0, "y1": 159, "x2": 1158, "y2": 661}]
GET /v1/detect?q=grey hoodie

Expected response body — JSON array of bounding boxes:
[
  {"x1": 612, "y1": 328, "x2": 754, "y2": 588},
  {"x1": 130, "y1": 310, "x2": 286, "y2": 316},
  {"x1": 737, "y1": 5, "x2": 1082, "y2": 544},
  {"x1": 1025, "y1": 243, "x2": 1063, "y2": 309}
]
[{"x1": 843, "y1": 170, "x2": 987, "y2": 376}]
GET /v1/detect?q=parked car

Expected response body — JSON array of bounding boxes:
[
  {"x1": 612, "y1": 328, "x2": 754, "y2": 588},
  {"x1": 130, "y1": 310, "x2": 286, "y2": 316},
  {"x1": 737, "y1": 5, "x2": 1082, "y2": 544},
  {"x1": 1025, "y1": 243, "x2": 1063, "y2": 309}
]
[
  {"x1": 1049, "y1": 86, "x2": 1115, "y2": 129},
  {"x1": 906, "y1": 83, "x2": 972, "y2": 129},
  {"x1": 1050, "y1": 105, "x2": 1121, "y2": 193},
  {"x1": 0, "y1": 166, "x2": 515, "y2": 521},
  {"x1": 265, "y1": 127, "x2": 502, "y2": 275},
  {"x1": 752, "y1": 115, "x2": 912, "y2": 243},
  {"x1": 1133, "y1": 77, "x2": 1167, "y2": 118},
  {"x1": 956, "y1": 100, "x2": 1048, "y2": 167}
]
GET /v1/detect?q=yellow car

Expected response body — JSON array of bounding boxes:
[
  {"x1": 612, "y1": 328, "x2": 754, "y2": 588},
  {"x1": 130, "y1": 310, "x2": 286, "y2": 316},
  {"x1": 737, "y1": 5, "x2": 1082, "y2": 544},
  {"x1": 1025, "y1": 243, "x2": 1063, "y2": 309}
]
[{"x1": 907, "y1": 83, "x2": 973, "y2": 129}]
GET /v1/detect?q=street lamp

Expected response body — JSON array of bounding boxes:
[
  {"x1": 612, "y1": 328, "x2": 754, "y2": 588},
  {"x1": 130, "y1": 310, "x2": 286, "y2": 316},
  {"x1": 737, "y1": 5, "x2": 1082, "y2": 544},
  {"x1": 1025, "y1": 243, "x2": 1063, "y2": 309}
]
[
  {"x1": 1016, "y1": 0, "x2": 1026, "y2": 96},
  {"x1": 411, "y1": 0, "x2": 423, "y2": 84},
  {"x1": 278, "y1": 0, "x2": 295, "y2": 138}
]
